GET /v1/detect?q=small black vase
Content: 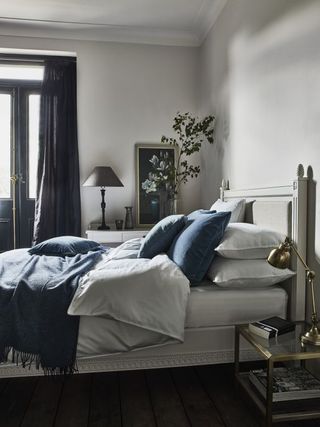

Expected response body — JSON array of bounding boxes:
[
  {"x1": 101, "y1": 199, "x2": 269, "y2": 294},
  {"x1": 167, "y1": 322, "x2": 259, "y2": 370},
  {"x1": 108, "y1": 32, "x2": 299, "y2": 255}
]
[{"x1": 124, "y1": 206, "x2": 134, "y2": 229}]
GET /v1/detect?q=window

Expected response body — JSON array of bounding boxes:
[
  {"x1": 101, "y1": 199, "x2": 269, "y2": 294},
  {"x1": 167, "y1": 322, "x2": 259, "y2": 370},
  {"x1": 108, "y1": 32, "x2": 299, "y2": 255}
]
[
  {"x1": 0, "y1": 64, "x2": 43, "y2": 80},
  {"x1": 28, "y1": 94, "x2": 40, "y2": 199}
]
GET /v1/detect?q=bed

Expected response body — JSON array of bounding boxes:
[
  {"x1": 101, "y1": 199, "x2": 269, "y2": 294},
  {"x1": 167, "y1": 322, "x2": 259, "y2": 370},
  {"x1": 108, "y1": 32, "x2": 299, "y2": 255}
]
[{"x1": 0, "y1": 165, "x2": 308, "y2": 377}]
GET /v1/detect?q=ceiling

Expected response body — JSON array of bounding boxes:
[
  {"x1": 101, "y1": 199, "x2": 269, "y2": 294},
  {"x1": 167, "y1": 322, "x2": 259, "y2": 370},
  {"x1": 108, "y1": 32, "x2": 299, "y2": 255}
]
[{"x1": 0, "y1": 0, "x2": 227, "y2": 46}]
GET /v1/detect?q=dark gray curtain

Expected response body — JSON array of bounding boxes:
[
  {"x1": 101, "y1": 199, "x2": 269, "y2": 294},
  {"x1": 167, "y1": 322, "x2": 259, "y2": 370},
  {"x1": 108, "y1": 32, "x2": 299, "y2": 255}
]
[{"x1": 33, "y1": 59, "x2": 81, "y2": 244}]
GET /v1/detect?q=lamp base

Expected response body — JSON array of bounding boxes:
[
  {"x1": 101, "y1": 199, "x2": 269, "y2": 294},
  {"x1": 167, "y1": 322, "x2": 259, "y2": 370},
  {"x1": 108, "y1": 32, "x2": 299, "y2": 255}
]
[
  {"x1": 98, "y1": 224, "x2": 110, "y2": 230},
  {"x1": 301, "y1": 325, "x2": 320, "y2": 346}
]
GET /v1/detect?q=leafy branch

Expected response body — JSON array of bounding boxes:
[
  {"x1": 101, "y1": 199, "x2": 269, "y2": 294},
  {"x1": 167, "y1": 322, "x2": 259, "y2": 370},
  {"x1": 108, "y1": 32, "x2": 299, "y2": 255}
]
[{"x1": 161, "y1": 112, "x2": 215, "y2": 195}]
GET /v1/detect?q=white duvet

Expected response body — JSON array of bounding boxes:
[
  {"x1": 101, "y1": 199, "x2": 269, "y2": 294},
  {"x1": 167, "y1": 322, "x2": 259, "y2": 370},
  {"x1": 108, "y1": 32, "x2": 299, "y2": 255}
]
[{"x1": 68, "y1": 240, "x2": 190, "y2": 347}]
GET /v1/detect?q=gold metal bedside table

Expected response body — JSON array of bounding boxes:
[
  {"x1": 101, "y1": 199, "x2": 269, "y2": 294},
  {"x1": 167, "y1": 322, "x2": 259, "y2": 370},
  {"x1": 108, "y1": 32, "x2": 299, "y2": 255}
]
[{"x1": 235, "y1": 322, "x2": 320, "y2": 427}]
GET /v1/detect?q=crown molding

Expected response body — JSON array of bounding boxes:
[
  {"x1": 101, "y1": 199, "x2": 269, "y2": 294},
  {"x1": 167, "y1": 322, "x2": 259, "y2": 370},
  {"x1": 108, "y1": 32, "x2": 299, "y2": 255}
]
[
  {"x1": 0, "y1": 1, "x2": 227, "y2": 47},
  {"x1": 196, "y1": 0, "x2": 228, "y2": 44},
  {"x1": 0, "y1": 18, "x2": 199, "y2": 47}
]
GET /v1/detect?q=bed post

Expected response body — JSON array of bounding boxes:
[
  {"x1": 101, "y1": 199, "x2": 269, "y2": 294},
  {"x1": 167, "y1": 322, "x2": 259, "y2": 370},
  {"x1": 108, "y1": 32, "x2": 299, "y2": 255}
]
[
  {"x1": 220, "y1": 179, "x2": 229, "y2": 201},
  {"x1": 290, "y1": 164, "x2": 308, "y2": 321}
]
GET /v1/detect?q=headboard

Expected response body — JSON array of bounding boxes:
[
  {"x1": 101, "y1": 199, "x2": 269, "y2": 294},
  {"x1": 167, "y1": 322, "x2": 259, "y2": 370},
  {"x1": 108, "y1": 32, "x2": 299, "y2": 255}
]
[{"x1": 220, "y1": 164, "x2": 308, "y2": 322}]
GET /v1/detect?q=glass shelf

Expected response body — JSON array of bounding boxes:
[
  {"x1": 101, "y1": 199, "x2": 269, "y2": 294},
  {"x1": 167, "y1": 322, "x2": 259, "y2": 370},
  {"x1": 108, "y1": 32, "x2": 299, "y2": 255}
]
[{"x1": 235, "y1": 322, "x2": 320, "y2": 426}]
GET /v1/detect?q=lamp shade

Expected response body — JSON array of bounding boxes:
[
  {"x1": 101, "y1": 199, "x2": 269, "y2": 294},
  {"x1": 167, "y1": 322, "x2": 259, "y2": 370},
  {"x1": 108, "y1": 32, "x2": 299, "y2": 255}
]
[
  {"x1": 267, "y1": 242, "x2": 291, "y2": 269},
  {"x1": 83, "y1": 166, "x2": 124, "y2": 187}
]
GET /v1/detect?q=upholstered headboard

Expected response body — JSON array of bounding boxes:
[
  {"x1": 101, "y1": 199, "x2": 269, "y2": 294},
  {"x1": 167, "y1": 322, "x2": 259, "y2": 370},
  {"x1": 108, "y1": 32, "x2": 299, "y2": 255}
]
[{"x1": 220, "y1": 164, "x2": 308, "y2": 322}]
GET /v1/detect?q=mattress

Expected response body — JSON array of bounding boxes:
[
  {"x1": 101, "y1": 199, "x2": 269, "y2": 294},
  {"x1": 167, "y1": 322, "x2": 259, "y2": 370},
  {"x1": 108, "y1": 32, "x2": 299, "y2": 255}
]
[
  {"x1": 77, "y1": 285, "x2": 287, "y2": 357},
  {"x1": 185, "y1": 283, "x2": 288, "y2": 328}
]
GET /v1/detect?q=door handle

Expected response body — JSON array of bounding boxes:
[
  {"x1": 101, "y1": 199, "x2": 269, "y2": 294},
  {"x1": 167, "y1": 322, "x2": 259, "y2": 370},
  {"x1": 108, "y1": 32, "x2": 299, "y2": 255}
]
[
  {"x1": 10, "y1": 174, "x2": 18, "y2": 183},
  {"x1": 10, "y1": 173, "x2": 25, "y2": 184}
]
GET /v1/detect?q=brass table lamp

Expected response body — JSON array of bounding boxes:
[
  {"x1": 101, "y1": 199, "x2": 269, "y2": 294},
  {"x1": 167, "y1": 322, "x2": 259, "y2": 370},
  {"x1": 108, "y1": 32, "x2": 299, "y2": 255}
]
[{"x1": 268, "y1": 237, "x2": 320, "y2": 345}]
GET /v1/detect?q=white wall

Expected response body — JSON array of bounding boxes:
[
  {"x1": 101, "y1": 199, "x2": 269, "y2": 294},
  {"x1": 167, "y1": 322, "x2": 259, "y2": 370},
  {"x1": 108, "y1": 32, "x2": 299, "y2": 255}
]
[
  {"x1": 199, "y1": 0, "x2": 320, "y2": 318},
  {"x1": 0, "y1": 35, "x2": 198, "y2": 233}
]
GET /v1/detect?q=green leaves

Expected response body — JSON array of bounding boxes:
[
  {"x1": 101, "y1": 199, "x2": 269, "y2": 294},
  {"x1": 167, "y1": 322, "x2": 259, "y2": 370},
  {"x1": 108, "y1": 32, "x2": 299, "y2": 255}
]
[
  {"x1": 156, "y1": 112, "x2": 216, "y2": 196},
  {"x1": 161, "y1": 136, "x2": 177, "y2": 146}
]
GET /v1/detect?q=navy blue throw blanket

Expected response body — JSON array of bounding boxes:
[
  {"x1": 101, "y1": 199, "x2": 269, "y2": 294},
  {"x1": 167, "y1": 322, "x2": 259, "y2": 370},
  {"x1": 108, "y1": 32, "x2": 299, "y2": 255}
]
[{"x1": 0, "y1": 248, "x2": 103, "y2": 374}]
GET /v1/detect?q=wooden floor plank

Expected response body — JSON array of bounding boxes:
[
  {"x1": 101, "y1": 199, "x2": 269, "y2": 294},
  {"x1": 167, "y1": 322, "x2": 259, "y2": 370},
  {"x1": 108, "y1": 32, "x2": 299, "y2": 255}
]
[
  {"x1": 89, "y1": 372, "x2": 122, "y2": 427},
  {"x1": 120, "y1": 370, "x2": 156, "y2": 427},
  {"x1": 0, "y1": 379, "x2": 8, "y2": 394},
  {"x1": 21, "y1": 376, "x2": 64, "y2": 427},
  {"x1": 146, "y1": 369, "x2": 190, "y2": 427},
  {"x1": 54, "y1": 374, "x2": 92, "y2": 427},
  {"x1": 0, "y1": 377, "x2": 38, "y2": 427},
  {"x1": 196, "y1": 364, "x2": 261, "y2": 427},
  {"x1": 171, "y1": 367, "x2": 225, "y2": 427}
]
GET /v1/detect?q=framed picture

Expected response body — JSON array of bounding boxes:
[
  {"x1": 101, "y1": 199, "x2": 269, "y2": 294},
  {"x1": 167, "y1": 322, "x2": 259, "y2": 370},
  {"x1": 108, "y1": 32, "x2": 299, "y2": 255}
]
[{"x1": 135, "y1": 143, "x2": 176, "y2": 227}]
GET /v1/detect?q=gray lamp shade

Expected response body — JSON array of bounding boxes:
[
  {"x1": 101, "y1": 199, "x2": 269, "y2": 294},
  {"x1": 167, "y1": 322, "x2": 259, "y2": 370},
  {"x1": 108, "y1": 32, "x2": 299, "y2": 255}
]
[{"x1": 83, "y1": 166, "x2": 124, "y2": 187}]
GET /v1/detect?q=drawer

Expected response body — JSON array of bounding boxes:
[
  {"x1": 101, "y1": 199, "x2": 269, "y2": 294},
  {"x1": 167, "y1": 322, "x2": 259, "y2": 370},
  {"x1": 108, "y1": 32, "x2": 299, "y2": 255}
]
[{"x1": 86, "y1": 230, "x2": 122, "y2": 243}]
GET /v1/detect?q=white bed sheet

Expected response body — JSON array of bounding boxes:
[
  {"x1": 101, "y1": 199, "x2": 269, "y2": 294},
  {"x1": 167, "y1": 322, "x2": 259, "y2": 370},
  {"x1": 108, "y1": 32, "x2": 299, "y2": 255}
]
[{"x1": 77, "y1": 285, "x2": 287, "y2": 357}]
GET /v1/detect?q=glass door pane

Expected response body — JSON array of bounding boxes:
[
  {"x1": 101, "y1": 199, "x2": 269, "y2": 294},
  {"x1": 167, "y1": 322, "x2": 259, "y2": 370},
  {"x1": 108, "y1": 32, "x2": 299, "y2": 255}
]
[
  {"x1": 0, "y1": 93, "x2": 11, "y2": 199},
  {"x1": 28, "y1": 94, "x2": 40, "y2": 199},
  {"x1": 0, "y1": 65, "x2": 44, "y2": 81}
]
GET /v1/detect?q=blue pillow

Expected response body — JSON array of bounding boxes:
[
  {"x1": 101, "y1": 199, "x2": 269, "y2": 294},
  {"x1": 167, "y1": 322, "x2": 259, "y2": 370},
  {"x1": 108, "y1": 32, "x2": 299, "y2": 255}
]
[
  {"x1": 28, "y1": 236, "x2": 104, "y2": 256},
  {"x1": 138, "y1": 214, "x2": 186, "y2": 259},
  {"x1": 168, "y1": 211, "x2": 231, "y2": 283},
  {"x1": 187, "y1": 209, "x2": 216, "y2": 220}
]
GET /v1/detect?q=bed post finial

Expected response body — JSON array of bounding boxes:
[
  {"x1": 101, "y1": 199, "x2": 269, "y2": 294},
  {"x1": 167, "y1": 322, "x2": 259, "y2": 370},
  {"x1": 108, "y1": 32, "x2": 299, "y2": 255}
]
[
  {"x1": 297, "y1": 164, "x2": 304, "y2": 178},
  {"x1": 221, "y1": 179, "x2": 229, "y2": 189}
]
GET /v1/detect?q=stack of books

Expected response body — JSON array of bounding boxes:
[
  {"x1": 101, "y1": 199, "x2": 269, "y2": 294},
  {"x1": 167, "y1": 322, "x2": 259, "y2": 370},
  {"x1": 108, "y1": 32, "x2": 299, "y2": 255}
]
[
  {"x1": 249, "y1": 367, "x2": 320, "y2": 402},
  {"x1": 248, "y1": 316, "x2": 295, "y2": 339}
]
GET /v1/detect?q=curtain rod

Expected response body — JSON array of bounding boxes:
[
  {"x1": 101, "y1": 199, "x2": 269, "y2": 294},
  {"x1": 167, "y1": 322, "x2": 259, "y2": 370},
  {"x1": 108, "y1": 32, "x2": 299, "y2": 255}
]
[{"x1": 0, "y1": 53, "x2": 76, "y2": 63}]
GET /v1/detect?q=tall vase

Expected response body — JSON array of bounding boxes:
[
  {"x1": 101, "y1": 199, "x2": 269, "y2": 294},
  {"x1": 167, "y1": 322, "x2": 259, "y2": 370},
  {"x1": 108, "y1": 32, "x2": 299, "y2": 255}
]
[
  {"x1": 168, "y1": 197, "x2": 177, "y2": 215},
  {"x1": 167, "y1": 194, "x2": 179, "y2": 215},
  {"x1": 173, "y1": 197, "x2": 180, "y2": 214},
  {"x1": 124, "y1": 206, "x2": 134, "y2": 229},
  {"x1": 159, "y1": 192, "x2": 178, "y2": 218}
]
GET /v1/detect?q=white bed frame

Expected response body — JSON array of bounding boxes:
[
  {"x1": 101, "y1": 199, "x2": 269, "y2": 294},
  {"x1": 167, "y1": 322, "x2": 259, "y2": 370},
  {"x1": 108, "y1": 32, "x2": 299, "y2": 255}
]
[{"x1": 0, "y1": 165, "x2": 308, "y2": 377}]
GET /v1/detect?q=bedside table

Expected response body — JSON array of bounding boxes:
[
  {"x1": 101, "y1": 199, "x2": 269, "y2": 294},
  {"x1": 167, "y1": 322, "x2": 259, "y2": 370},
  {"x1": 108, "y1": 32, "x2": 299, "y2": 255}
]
[
  {"x1": 86, "y1": 229, "x2": 149, "y2": 247},
  {"x1": 235, "y1": 322, "x2": 320, "y2": 426}
]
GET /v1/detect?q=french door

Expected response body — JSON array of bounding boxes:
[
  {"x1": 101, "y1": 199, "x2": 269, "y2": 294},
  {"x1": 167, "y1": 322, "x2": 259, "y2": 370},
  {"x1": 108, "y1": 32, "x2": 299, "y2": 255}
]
[{"x1": 0, "y1": 82, "x2": 41, "y2": 251}]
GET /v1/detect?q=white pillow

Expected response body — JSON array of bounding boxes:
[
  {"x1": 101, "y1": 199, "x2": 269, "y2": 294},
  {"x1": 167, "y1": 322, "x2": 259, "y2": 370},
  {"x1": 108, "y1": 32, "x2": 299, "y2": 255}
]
[
  {"x1": 216, "y1": 223, "x2": 285, "y2": 259},
  {"x1": 210, "y1": 198, "x2": 246, "y2": 222},
  {"x1": 207, "y1": 257, "x2": 295, "y2": 288}
]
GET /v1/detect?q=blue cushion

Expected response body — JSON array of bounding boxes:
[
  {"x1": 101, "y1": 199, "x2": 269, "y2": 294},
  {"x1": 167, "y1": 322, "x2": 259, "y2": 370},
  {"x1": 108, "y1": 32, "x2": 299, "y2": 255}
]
[
  {"x1": 168, "y1": 211, "x2": 231, "y2": 283},
  {"x1": 187, "y1": 209, "x2": 216, "y2": 220},
  {"x1": 138, "y1": 214, "x2": 186, "y2": 259},
  {"x1": 28, "y1": 235, "x2": 104, "y2": 256}
]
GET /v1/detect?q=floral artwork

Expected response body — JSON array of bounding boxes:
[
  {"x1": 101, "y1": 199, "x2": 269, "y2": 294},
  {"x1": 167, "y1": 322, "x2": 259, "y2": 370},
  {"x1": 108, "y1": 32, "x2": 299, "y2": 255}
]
[
  {"x1": 141, "y1": 151, "x2": 174, "y2": 195},
  {"x1": 136, "y1": 144, "x2": 176, "y2": 227}
]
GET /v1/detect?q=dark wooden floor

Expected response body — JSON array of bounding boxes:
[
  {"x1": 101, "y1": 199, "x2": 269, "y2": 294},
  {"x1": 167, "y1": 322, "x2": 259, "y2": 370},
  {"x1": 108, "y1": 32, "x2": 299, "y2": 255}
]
[{"x1": 0, "y1": 364, "x2": 318, "y2": 427}]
